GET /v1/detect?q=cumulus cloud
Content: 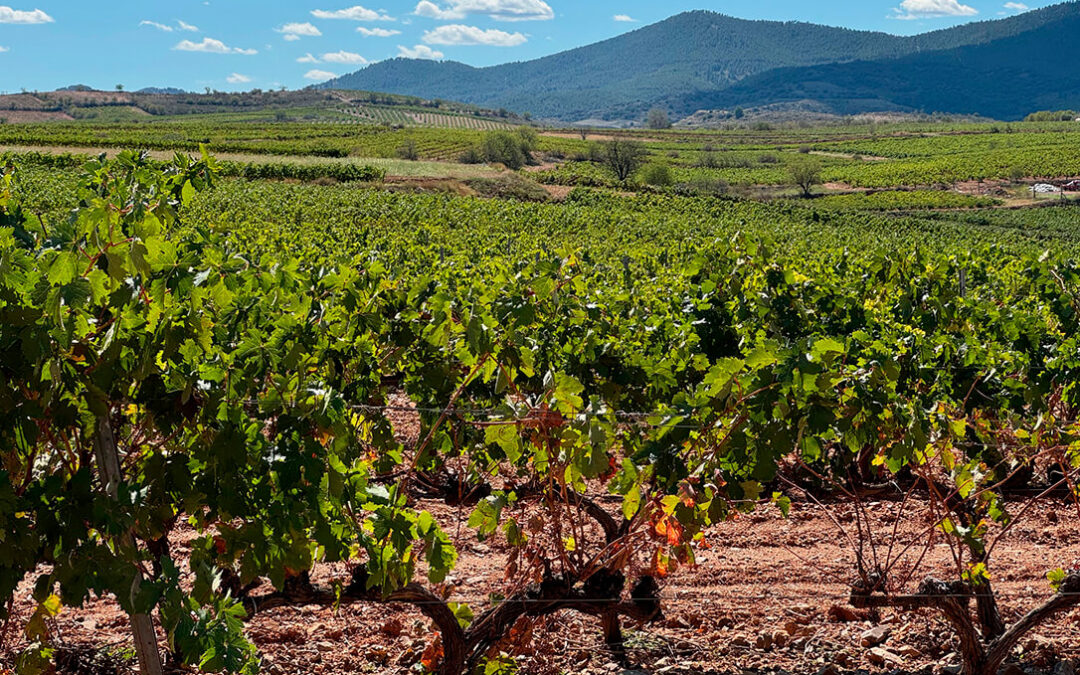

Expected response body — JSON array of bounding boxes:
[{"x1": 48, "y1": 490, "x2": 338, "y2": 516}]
[
  {"x1": 304, "y1": 69, "x2": 338, "y2": 80},
  {"x1": 297, "y1": 52, "x2": 321, "y2": 63},
  {"x1": 311, "y1": 5, "x2": 394, "y2": 21},
  {"x1": 357, "y1": 26, "x2": 400, "y2": 36},
  {"x1": 414, "y1": 0, "x2": 553, "y2": 22},
  {"x1": 613, "y1": 14, "x2": 636, "y2": 22},
  {"x1": 0, "y1": 6, "x2": 54, "y2": 24},
  {"x1": 398, "y1": 44, "x2": 444, "y2": 59},
  {"x1": 174, "y1": 37, "x2": 258, "y2": 55},
  {"x1": 321, "y1": 49, "x2": 369, "y2": 64},
  {"x1": 278, "y1": 22, "x2": 322, "y2": 39},
  {"x1": 226, "y1": 72, "x2": 252, "y2": 84},
  {"x1": 422, "y1": 24, "x2": 526, "y2": 46},
  {"x1": 891, "y1": 0, "x2": 977, "y2": 19}
]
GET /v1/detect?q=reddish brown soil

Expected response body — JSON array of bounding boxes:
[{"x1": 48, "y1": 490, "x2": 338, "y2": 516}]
[
  {"x1": 0, "y1": 110, "x2": 75, "y2": 122},
  {"x1": 3, "y1": 398, "x2": 1078, "y2": 674},
  {"x1": 2, "y1": 496, "x2": 1078, "y2": 675}
]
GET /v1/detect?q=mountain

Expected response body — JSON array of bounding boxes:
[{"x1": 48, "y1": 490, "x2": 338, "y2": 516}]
[
  {"x1": 688, "y1": 13, "x2": 1080, "y2": 121},
  {"x1": 317, "y1": 2, "x2": 1080, "y2": 122}
]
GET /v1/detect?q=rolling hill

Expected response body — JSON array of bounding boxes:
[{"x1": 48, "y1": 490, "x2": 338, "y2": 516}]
[
  {"x1": 680, "y1": 13, "x2": 1080, "y2": 121},
  {"x1": 317, "y1": 2, "x2": 1080, "y2": 123}
]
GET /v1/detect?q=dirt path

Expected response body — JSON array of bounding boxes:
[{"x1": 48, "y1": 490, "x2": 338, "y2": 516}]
[{"x1": 809, "y1": 151, "x2": 889, "y2": 162}]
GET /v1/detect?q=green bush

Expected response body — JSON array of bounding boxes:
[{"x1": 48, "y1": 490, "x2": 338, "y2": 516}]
[
  {"x1": 481, "y1": 131, "x2": 529, "y2": 170},
  {"x1": 640, "y1": 163, "x2": 675, "y2": 187},
  {"x1": 395, "y1": 139, "x2": 419, "y2": 161}
]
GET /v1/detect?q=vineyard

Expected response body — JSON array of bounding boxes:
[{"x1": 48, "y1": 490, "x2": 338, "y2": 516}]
[{"x1": 1, "y1": 128, "x2": 1080, "y2": 675}]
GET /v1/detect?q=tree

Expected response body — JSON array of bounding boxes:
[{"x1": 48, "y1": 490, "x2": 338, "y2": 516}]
[
  {"x1": 789, "y1": 157, "x2": 822, "y2": 197},
  {"x1": 602, "y1": 138, "x2": 648, "y2": 183},
  {"x1": 646, "y1": 108, "x2": 671, "y2": 130},
  {"x1": 115, "y1": 84, "x2": 124, "y2": 92}
]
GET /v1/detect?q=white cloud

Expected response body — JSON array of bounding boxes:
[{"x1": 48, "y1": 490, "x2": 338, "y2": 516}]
[
  {"x1": 304, "y1": 69, "x2": 338, "y2": 80},
  {"x1": 311, "y1": 5, "x2": 394, "y2": 21},
  {"x1": 422, "y1": 24, "x2": 526, "y2": 46},
  {"x1": 297, "y1": 52, "x2": 321, "y2": 63},
  {"x1": 891, "y1": 0, "x2": 977, "y2": 19},
  {"x1": 0, "y1": 46, "x2": 8, "y2": 52},
  {"x1": 140, "y1": 20, "x2": 173, "y2": 32},
  {"x1": 142, "y1": 19, "x2": 200, "y2": 33},
  {"x1": 398, "y1": 44, "x2": 444, "y2": 59},
  {"x1": 613, "y1": 14, "x2": 636, "y2": 22},
  {"x1": 0, "y1": 6, "x2": 54, "y2": 24},
  {"x1": 278, "y1": 22, "x2": 322, "y2": 39},
  {"x1": 174, "y1": 37, "x2": 258, "y2": 55},
  {"x1": 414, "y1": 0, "x2": 553, "y2": 22},
  {"x1": 1002, "y1": 1, "x2": 1029, "y2": 10},
  {"x1": 226, "y1": 72, "x2": 252, "y2": 84},
  {"x1": 321, "y1": 49, "x2": 369, "y2": 64},
  {"x1": 357, "y1": 26, "x2": 401, "y2": 36}
]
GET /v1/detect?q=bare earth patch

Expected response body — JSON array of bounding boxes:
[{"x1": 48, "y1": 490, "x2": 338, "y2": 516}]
[{"x1": 3, "y1": 498, "x2": 1077, "y2": 675}]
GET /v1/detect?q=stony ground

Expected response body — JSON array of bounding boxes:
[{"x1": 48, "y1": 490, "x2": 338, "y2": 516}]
[{"x1": 2, "y1": 494, "x2": 1078, "y2": 675}]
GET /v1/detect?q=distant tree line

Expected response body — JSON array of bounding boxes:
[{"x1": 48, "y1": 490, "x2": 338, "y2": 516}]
[{"x1": 1024, "y1": 110, "x2": 1079, "y2": 122}]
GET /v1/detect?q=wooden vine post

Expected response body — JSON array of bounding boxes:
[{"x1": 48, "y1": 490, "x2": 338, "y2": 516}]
[{"x1": 93, "y1": 416, "x2": 165, "y2": 675}]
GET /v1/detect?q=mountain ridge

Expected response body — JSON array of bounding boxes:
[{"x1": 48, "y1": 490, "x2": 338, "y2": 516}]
[{"x1": 317, "y1": 2, "x2": 1080, "y2": 122}]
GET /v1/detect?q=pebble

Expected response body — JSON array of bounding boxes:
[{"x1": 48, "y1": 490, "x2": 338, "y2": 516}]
[
  {"x1": 861, "y1": 625, "x2": 892, "y2": 648},
  {"x1": 867, "y1": 647, "x2": 903, "y2": 666}
]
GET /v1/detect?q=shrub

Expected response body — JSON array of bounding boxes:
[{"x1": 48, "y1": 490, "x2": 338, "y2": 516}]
[
  {"x1": 639, "y1": 163, "x2": 675, "y2": 187},
  {"x1": 395, "y1": 139, "x2": 419, "y2": 161},
  {"x1": 458, "y1": 146, "x2": 484, "y2": 164},
  {"x1": 481, "y1": 131, "x2": 529, "y2": 170},
  {"x1": 464, "y1": 174, "x2": 550, "y2": 202}
]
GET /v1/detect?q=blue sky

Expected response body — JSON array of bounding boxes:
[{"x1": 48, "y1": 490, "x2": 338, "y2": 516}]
[{"x1": 0, "y1": 0, "x2": 1058, "y2": 92}]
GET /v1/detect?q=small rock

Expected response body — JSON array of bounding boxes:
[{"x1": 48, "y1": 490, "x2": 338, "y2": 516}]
[
  {"x1": 868, "y1": 648, "x2": 903, "y2": 666},
  {"x1": 773, "y1": 631, "x2": 790, "y2": 648},
  {"x1": 861, "y1": 626, "x2": 892, "y2": 648},
  {"x1": 755, "y1": 632, "x2": 774, "y2": 650},
  {"x1": 1055, "y1": 662, "x2": 1076, "y2": 675},
  {"x1": 730, "y1": 635, "x2": 752, "y2": 649},
  {"x1": 816, "y1": 666, "x2": 840, "y2": 675},
  {"x1": 898, "y1": 646, "x2": 923, "y2": 658},
  {"x1": 829, "y1": 605, "x2": 864, "y2": 623}
]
